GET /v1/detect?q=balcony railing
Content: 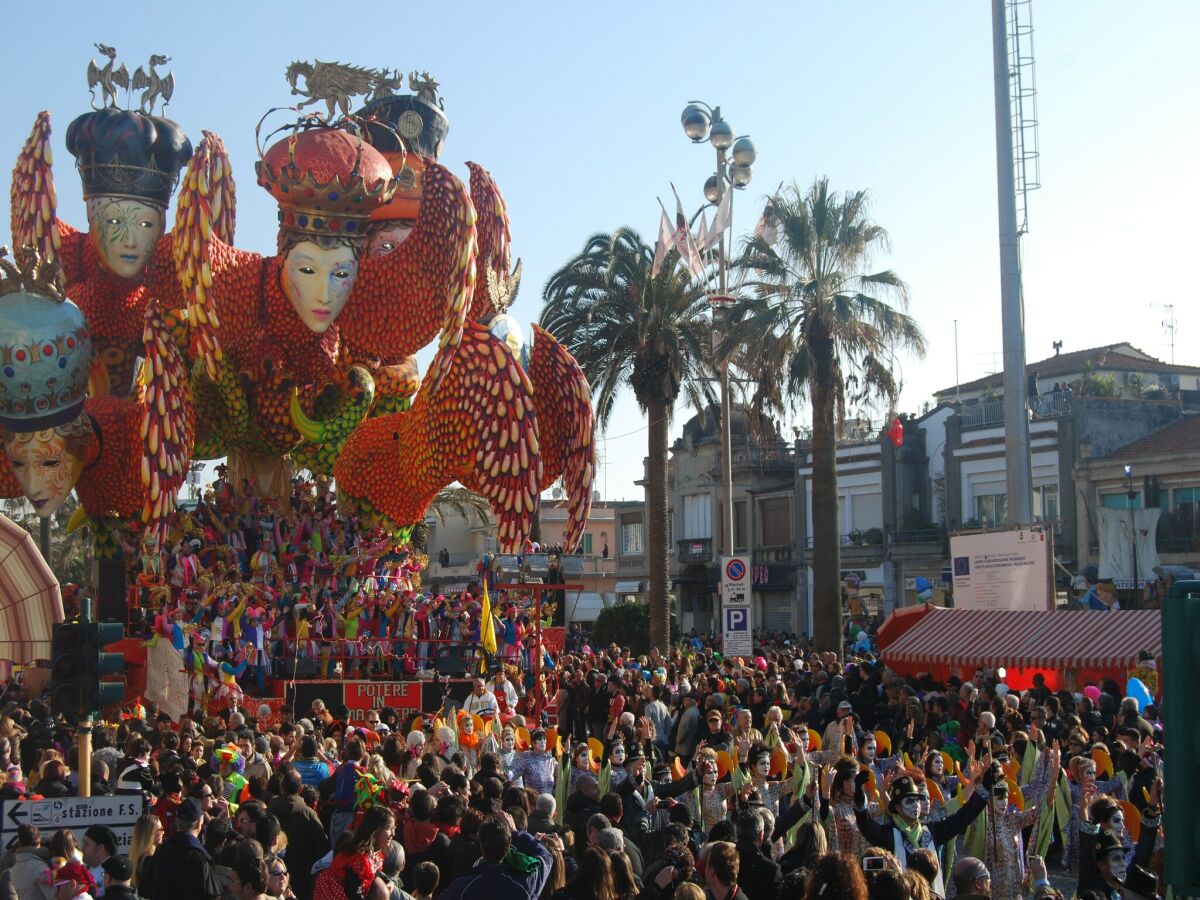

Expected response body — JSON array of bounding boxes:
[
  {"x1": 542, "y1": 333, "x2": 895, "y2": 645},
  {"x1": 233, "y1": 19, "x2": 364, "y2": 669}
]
[
  {"x1": 806, "y1": 531, "x2": 885, "y2": 549},
  {"x1": 890, "y1": 528, "x2": 945, "y2": 545},
  {"x1": 677, "y1": 538, "x2": 713, "y2": 563},
  {"x1": 960, "y1": 390, "x2": 1073, "y2": 430}
]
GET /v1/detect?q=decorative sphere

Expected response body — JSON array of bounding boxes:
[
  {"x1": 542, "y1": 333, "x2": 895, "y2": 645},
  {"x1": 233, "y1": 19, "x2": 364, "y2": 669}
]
[
  {"x1": 489, "y1": 314, "x2": 529, "y2": 370},
  {"x1": 731, "y1": 136, "x2": 757, "y2": 167},
  {"x1": 709, "y1": 118, "x2": 734, "y2": 150},
  {"x1": 703, "y1": 175, "x2": 721, "y2": 205},
  {"x1": 681, "y1": 104, "x2": 711, "y2": 141},
  {"x1": 730, "y1": 163, "x2": 753, "y2": 188}
]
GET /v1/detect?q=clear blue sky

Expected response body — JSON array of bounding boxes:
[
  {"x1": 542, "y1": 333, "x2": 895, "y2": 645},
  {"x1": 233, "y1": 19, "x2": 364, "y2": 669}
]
[{"x1": 3, "y1": 2, "x2": 1197, "y2": 502}]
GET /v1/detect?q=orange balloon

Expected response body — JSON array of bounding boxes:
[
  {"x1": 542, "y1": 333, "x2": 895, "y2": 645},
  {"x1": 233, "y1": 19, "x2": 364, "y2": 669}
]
[{"x1": 715, "y1": 751, "x2": 734, "y2": 780}]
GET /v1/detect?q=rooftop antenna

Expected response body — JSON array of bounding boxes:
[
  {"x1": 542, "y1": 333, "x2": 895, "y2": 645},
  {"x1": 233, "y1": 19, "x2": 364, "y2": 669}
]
[{"x1": 1154, "y1": 303, "x2": 1177, "y2": 364}]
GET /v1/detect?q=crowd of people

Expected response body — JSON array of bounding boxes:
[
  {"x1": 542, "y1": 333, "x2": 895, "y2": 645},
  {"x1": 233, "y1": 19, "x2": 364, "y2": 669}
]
[{"x1": 0, "y1": 624, "x2": 1168, "y2": 899}]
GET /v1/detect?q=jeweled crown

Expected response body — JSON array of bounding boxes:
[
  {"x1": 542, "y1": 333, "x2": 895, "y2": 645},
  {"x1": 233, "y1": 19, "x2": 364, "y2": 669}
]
[
  {"x1": 257, "y1": 125, "x2": 397, "y2": 238},
  {"x1": 0, "y1": 251, "x2": 92, "y2": 432}
]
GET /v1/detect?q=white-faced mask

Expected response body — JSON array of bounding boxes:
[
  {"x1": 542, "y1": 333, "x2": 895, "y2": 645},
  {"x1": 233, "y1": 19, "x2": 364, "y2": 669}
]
[
  {"x1": 931, "y1": 755, "x2": 944, "y2": 776},
  {"x1": 991, "y1": 795, "x2": 1009, "y2": 815},
  {"x1": 918, "y1": 795, "x2": 931, "y2": 818},
  {"x1": 755, "y1": 757, "x2": 772, "y2": 777},
  {"x1": 534, "y1": 739, "x2": 546, "y2": 752},
  {"x1": 1109, "y1": 811, "x2": 1125, "y2": 839},
  {"x1": 900, "y1": 797, "x2": 921, "y2": 820},
  {"x1": 702, "y1": 770, "x2": 717, "y2": 787},
  {"x1": 502, "y1": 735, "x2": 515, "y2": 752},
  {"x1": 862, "y1": 742, "x2": 877, "y2": 763},
  {"x1": 612, "y1": 745, "x2": 626, "y2": 765},
  {"x1": 1107, "y1": 852, "x2": 1127, "y2": 884}
]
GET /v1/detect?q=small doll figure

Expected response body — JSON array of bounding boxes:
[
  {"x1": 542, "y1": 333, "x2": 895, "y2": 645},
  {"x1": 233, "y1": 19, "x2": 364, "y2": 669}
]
[{"x1": 457, "y1": 711, "x2": 481, "y2": 771}]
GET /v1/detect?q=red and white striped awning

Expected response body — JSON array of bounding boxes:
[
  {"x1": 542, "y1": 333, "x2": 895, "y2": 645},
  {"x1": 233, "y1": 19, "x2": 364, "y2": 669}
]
[
  {"x1": 882, "y1": 607, "x2": 1161, "y2": 671},
  {"x1": 0, "y1": 514, "x2": 63, "y2": 664}
]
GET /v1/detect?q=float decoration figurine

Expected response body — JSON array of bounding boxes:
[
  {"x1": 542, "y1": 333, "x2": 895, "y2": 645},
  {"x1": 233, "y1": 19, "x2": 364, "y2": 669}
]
[
  {"x1": 9, "y1": 47, "x2": 235, "y2": 396},
  {"x1": 286, "y1": 73, "x2": 595, "y2": 550},
  {"x1": 0, "y1": 248, "x2": 195, "y2": 549}
]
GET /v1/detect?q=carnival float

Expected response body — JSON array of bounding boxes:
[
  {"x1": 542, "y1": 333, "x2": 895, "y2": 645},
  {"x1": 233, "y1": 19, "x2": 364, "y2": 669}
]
[{"x1": 2, "y1": 50, "x2": 596, "y2": 565}]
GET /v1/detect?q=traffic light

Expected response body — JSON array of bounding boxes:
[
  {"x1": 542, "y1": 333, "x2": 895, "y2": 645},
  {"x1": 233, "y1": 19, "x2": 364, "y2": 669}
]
[
  {"x1": 50, "y1": 621, "x2": 85, "y2": 720},
  {"x1": 81, "y1": 621, "x2": 127, "y2": 714},
  {"x1": 1162, "y1": 582, "x2": 1200, "y2": 895}
]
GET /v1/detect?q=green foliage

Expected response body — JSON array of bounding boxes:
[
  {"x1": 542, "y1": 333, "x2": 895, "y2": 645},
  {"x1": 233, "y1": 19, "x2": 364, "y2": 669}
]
[{"x1": 592, "y1": 600, "x2": 676, "y2": 655}]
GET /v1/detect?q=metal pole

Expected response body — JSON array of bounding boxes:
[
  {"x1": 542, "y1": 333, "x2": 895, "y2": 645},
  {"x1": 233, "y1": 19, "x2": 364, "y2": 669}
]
[
  {"x1": 953, "y1": 319, "x2": 960, "y2": 402},
  {"x1": 992, "y1": 0, "x2": 1033, "y2": 527},
  {"x1": 39, "y1": 516, "x2": 51, "y2": 563},
  {"x1": 717, "y1": 146, "x2": 735, "y2": 560},
  {"x1": 77, "y1": 717, "x2": 92, "y2": 798}
]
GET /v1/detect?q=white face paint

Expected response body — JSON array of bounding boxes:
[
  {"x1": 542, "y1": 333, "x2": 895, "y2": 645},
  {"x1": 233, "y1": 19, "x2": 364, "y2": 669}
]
[
  {"x1": 918, "y1": 794, "x2": 931, "y2": 818},
  {"x1": 991, "y1": 795, "x2": 1009, "y2": 815},
  {"x1": 1109, "y1": 811, "x2": 1126, "y2": 839},
  {"x1": 502, "y1": 733, "x2": 515, "y2": 752},
  {"x1": 755, "y1": 757, "x2": 772, "y2": 777},
  {"x1": 612, "y1": 745, "x2": 626, "y2": 765},
  {"x1": 862, "y1": 741, "x2": 877, "y2": 763},
  {"x1": 533, "y1": 738, "x2": 546, "y2": 752},
  {"x1": 702, "y1": 770, "x2": 717, "y2": 787},
  {"x1": 576, "y1": 753, "x2": 590, "y2": 770},
  {"x1": 930, "y1": 754, "x2": 944, "y2": 776},
  {"x1": 1107, "y1": 851, "x2": 1127, "y2": 883},
  {"x1": 899, "y1": 797, "x2": 921, "y2": 821}
]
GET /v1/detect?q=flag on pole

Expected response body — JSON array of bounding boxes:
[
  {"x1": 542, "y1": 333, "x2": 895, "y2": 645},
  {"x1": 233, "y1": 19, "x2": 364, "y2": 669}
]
[
  {"x1": 705, "y1": 189, "x2": 732, "y2": 251},
  {"x1": 669, "y1": 185, "x2": 706, "y2": 280},
  {"x1": 479, "y1": 580, "x2": 497, "y2": 673},
  {"x1": 650, "y1": 208, "x2": 673, "y2": 278},
  {"x1": 695, "y1": 209, "x2": 710, "y2": 257}
]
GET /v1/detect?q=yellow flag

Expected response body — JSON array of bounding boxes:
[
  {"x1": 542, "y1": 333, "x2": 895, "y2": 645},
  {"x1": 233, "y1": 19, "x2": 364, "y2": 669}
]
[{"x1": 480, "y1": 580, "x2": 498, "y2": 656}]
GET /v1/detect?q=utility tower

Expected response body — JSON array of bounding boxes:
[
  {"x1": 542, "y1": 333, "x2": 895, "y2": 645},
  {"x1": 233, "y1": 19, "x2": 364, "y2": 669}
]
[{"x1": 991, "y1": 0, "x2": 1041, "y2": 527}]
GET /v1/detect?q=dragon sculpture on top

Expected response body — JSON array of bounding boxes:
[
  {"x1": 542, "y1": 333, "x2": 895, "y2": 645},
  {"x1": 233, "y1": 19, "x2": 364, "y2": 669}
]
[
  {"x1": 174, "y1": 62, "x2": 595, "y2": 551},
  {"x1": 7, "y1": 55, "x2": 594, "y2": 553}
]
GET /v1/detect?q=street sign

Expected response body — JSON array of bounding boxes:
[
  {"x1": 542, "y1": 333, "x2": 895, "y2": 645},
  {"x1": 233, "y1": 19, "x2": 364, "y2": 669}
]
[
  {"x1": 721, "y1": 556, "x2": 751, "y2": 606},
  {"x1": 722, "y1": 605, "x2": 753, "y2": 658},
  {"x1": 2, "y1": 796, "x2": 144, "y2": 852}
]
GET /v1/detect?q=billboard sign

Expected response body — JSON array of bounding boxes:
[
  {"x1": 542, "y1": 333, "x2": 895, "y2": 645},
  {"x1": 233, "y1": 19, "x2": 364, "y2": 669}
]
[{"x1": 950, "y1": 530, "x2": 1051, "y2": 611}]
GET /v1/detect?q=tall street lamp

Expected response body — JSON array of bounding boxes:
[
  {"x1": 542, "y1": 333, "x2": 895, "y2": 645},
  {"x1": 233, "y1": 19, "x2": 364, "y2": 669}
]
[
  {"x1": 680, "y1": 102, "x2": 757, "y2": 563},
  {"x1": 1125, "y1": 464, "x2": 1139, "y2": 604}
]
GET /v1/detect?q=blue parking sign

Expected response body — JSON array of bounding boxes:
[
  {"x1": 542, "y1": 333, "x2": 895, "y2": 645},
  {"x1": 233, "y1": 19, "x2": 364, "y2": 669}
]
[{"x1": 722, "y1": 605, "x2": 753, "y2": 657}]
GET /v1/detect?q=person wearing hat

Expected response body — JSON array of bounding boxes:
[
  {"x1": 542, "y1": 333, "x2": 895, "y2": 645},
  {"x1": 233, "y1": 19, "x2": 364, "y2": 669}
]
[
  {"x1": 970, "y1": 756, "x2": 1061, "y2": 900},
  {"x1": 614, "y1": 741, "x2": 693, "y2": 840},
  {"x1": 821, "y1": 701, "x2": 859, "y2": 756},
  {"x1": 99, "y1": 856, "x2": 138, "y2": 900},
  {"x1": 673, "y1": 747, "x2": 738, "y2": 836},
  {"x1": 144, "y1": 797, "x2": 223, "y2": 900},
  {"x1": 53, "y1": 860, "x2": 97, "y2": 900},
  {"x1": 81, "y1": 825, "x2": 117, "y2": 897},
  {"x1": 852, "y1": 763, "x2": 990, "y2": 896},
  {"x1": 510, "y1": 728, "x2": 557, "y2": 795},
  {"x1": 1076, "y1": 774, "x2": 1163, "y2": 900}
]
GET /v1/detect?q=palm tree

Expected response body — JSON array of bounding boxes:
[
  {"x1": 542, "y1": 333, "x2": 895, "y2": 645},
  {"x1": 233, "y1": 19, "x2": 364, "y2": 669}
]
[
  {"x1": 727, "y1": 178, "x2": 926, "y2": 655},
  {"x1": 541, "y1": 229, "x2": 714, "y2": 651}
]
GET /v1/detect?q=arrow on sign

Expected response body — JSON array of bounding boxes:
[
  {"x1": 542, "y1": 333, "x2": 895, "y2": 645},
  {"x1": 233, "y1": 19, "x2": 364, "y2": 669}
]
[{"x1": 5, "y1": 802, "x2": 23, "y2": 830}]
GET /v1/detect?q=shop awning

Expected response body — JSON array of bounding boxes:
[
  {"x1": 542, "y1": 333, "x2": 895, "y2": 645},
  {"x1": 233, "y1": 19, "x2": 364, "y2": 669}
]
[
  {"x1": 614, "y1": 581, "x2": 645, "y2": 594},
  {"x1": 882, "y1": 608, "x2": 1161, "y2": 671},
  {"x1": 876, "y1": 603, "x2": 935, "y2": 651}
]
